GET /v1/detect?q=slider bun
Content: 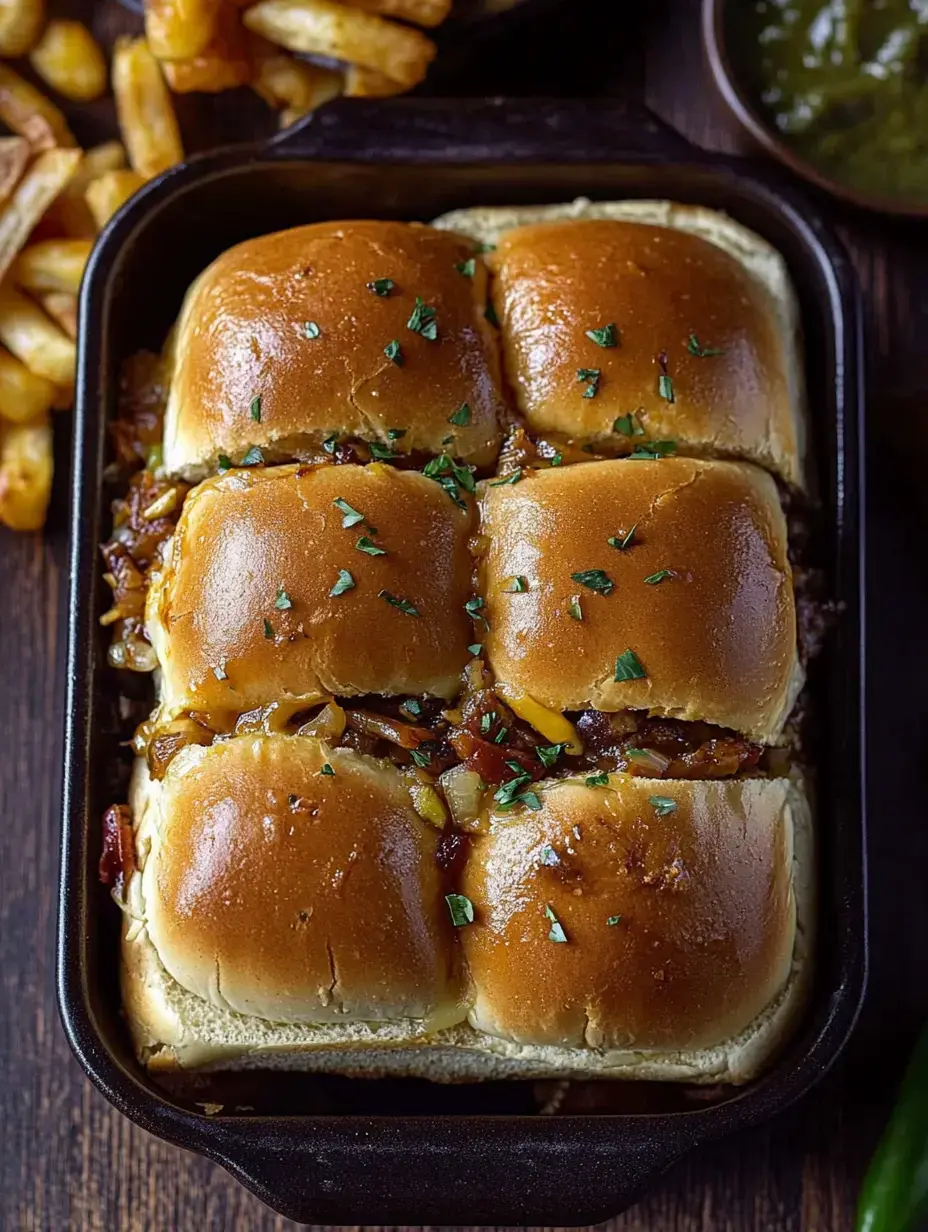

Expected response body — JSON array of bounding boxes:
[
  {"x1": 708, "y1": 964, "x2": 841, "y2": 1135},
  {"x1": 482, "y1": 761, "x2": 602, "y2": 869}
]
[
  {"x1": 433, "y1": 199, "x2": 806, "y2": 487},
  {"x1": 479, "y1": 457, "x2": 802, "y2": 742},
  {"x1": 162, "y1": 221, "x2": 504, "y2": 478},
  {"x1": 147, "y1": 462, "x2": 474, "y2": 715},
  {"x1": 460, "y1": 775, "x2": 802, "y2": 1053},
  {"x1": 133, "y1": 735, "x2": 465, "y2": 1025}
]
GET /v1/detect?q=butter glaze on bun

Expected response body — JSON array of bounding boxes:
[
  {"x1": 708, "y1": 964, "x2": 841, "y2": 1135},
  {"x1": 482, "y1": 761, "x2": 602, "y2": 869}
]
[
  {"x1": 146, "y1": 462, "x2": 474, "y2": 716},
  {"x1": 133, "y1": 735, "x2": 466, "y2": 1025},
  {"x1": 478, "y1": 456, "x2": 802, "y2": 743},
  {"x1": 432, "y1": 199, "x2": 807, "y2": 487},
  {"x1": 162, "y1": 220, "x2": 505, "y2": 478}
]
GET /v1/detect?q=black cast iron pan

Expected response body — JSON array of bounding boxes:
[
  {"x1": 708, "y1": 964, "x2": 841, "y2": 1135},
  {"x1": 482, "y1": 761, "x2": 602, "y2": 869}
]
[{"x1": 58, "y1": 98, "x2": 867, "y2": 1226}]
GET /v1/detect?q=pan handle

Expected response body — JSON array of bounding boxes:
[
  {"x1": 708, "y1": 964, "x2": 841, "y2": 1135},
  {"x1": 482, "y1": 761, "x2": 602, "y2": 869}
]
[
  {"x1": 202, "y1": 1116, "x2": 693, "y2": 1225},
  {"x1": 267, "y1": 97, "x2": 696, "y2": 163}
]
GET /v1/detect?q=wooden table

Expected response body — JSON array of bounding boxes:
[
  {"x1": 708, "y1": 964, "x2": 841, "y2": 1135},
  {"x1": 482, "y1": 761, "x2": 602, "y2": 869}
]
[{"x1": 3, "y1": 1, "x2": 927, "y2": 1228}]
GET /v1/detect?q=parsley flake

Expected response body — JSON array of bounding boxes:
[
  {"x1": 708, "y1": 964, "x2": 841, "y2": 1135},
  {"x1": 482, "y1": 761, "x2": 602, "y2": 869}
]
[
  {"x1": 506, "y1": 576, "x2": 529, "y2": 593},
  {"x1": 489, "y1": 469, "x2": 523, "y2": 486},
  {"x1": 322, "y1": 433, "x2": 338, "y2": 454},
  {"x1": 303, "y1": 320, "x2": 321, "y2": 339},
  {"x1": 586, "y1": 323, "x2": 618, "y2": 348},
  {"x1": 688, "y1": 333, "x2": 725, "y2": 357},
  {"x1": 455, "y1": 258, "x2": 476, "y2": 278},
  {"x1": 449, "y1": 403, "x2": 471, "y2": 427},
  {"x1": 658, "y1": 373, "x2": 675, "y2": 402},
  {"x1": 539, "y1": 844, "x2": 560, "y2": 866},
  {"x1": 367, "y1": 278, "x2": 395, "y2": 296},
  {"x1": 402, "y1": 699, "x2": 423, "y2": 718},
  {"x1": 614, "y1": 412, "x2": 646, "y2": 437},
  {"x1": 644, "y1": 569, "x2": 674, "y2": 585},
  {"x1": 241, "y1": 445, "x2": 264, "y2": 466},
  {"x1": 480, "y1": 712, "x2": 498, "y2": 734},
  {"x1": 614, "y1": 648, "x2": 647, "y2": 681},
  {"x1": 577, "y1": 367, "x2": 601, "y2": 398},
  {"x1": 263, "y1": 618, "x2": 274, "y2": 640},
  {"x1": 628, "y1": 440, "x2": 677, "y2": 460},
  {"x1": 387, "y1": 427, "x2": 406, "y2": 440},
  {"x1": 445, "y1": 893, "x2": 474, "y2": 927},
  {"x1": 545, "y1": 904, "x2": 568, "y2": 943},
  {"x1": 217, "y1": 453, "x2": 233, "y2": 473},
  {"x1": 333, "y1": 498, "x2": 365, "y2": 528},
  {"x1": 568, "y1": 595, "x2": 583, "y2": 621},
  {"x1": 536, "y1": 743, "x2": 566, "y2": 768},
  {"x1": 379, "y1": 590, "x2": 420, "y2": 616},
  {"x1": 320, "y1": 763, "x2": 335, "y2": 776},
  {"x1": 356, "y1": 535, "x2": 386, "y2": 556},
  {"x1": 606, "y1": 915, "x2": 623, "y2": 927},
  {"x1": 586, "y1": 772, "x2": 609, "y2": 787},
  {"x1": 649, "y1": 795, "x2": 678, "y2": 817},
  {"x1": 608, "y1": 524, "x2": 637, "y2": 551},
  {"x1": 369, "y1": 441, "x2": 395, "y2": 461},
  {"x1": 410, "y1": 748, "x2": 431, "y2": 768},
  {"x1": 465, "y1": 596, "x2": 488, "y2": 628},
  {"x1": 468, "y1": 643, "x2": 483, "y2": 656},
  {"x1": 384, "y1": 339, "x2": 403, "y2": 366},
  {"x1": 329, "y1": 569, "x2": 355, "y2": 597},
  {"x1": 571, "y1": 569, "x2": 614, "y2": 595},
  {"x1": 407, "y1": 296, "x2": 438, "y2": 341},
  {"x1": 250, "y1": 395, "x2": 262, "y2": 422},
  {"x1": 274, "y1": 587, "x2": 292, "y2": 610}
]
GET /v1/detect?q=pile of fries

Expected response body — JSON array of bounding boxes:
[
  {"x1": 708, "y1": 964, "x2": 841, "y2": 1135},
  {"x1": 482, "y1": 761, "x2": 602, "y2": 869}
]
[{"x1": 0, "y1": 0, "x2": 452, "y2": 533}]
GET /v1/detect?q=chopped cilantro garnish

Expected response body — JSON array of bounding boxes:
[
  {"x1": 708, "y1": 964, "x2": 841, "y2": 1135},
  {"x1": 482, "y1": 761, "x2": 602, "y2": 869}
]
[
  {"x1": 468, "y1": 643, "x2": 483, "y2": 656},
  {"x1": 687, "y1": 333, "x2": 725, "y2": 357},
  {"x1": 241, "y1": 445, "x2": 264, "y2": 466},
  {"x1": 608, "y1": 524, "x2": 637, "y2": 551},
  {"x1": 506, "y1": 576, "x2": 529, "y2": 593},
  {"x1": 274, "y1": 587, "x2": 292, "y2": 610},
  {"x1": 445, "y1": 893, "x2": 474, "y2": 927},
  {"x1": 369, "y1": 441, "x2": 395, "y2": 461},
  {"x1": 329, "y1": 569, "x2": 355, "y2": 597},
  {"x1": 545, "y1": 904, "x2": 568, "y2": 943},
  {"x1": 303, "y1": 320, "x2": 321, "y2": 338},
  {"x1": 539, "y1": 844, "x2": 560, "y2": 865},
  {"x1": 644, "y1": 569, "x2": 674, "y2": 585},
  {"x1": 407, "y1": 296, "x2": 438, "y2": 341},
  {"x1": 586, "y1": 323, "x2": 618, "y2": 348},
  {"x1": 571, "y1": 569, "x2": 614, "y2": 595},
  {"x1": 536, "y1": 743, "x2": 566, "y2": 768},
  {"x1": 658, "y1": 373, "x2": 674, "y2": 402},
  {"x1": 367, "y1": 278, "x2": 395, "y2": 296},
  {"x1": 384, "y1": 339, "x2": 403, "y2": 365},
  {"x1": 455, "y1": 258, "x2": 476, "y2": 278},
  {"x1": 322, "y1": 433, "x2": 338, "y2": 454},
  {"x1": 649, "y1": 795, "x2": 678, "y2": 816},
  {"x1": 387, "y1": 427, "x2": 406, "y2": 440},
  {"x1": 614, "y1": 412, "x2": 646, "y2": 437},
  {"x1": 356, "y1": 536, "x2": 386, "y2": 556},
  {"x1": 628, "y1": 440, "x2": 677, "y2": 460},
  {"x1": 606, "y1": 914, "x2": 623, "y2": 926},
  {"x1": 568, "y1": 595, "x2": 583, "y2": 621},
  {"x1": 263, "y1": 618, "x2": 274, "y2": 640},
  {"x1": 333, "y1": 498, "x2": 365, "y2": 528},
  {"x1": 410, "y1": 748, "x2": 431, "y2": 768},
  {"x1": 489, "y1": 469, "x2": 522, "y2": 486},
  {"x1": 320, "y1": 763, "x2": 335, "y2": 776},
  {"x1": 449, "y1": 402, "x2": 471, "y2": 426},
  {"x1": 402, "y1": 698, "x2": 423, "y2": 718},
  {"x1": 250, "y1": 395, "x2": 262, "y2": 422},
  {"x1": 586, "y1": 772, "x2": 609, "y2": 787},
  {"x1": 480, "y1": 712, "x2": 497, "y2": 734},
  {"x1": 379, "y1": 590, "x2": 419, "y2": 616},
  {"x1": 217, "y1": 454, "x2": 233, "y2": 473},
  {"x1": 614, "y1": 648, "x2": 647, "y2": 681}
]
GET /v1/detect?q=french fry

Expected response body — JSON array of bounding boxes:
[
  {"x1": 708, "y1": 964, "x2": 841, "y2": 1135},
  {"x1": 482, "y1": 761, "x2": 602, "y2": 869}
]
[
  {"x1": 46, "y1": 141, "x2": 127, "y2": 238},
  {"x1": 145, "y1": 0, "x2": 221, "y2": 60},
  {"x1": 162, "y1": 7, "x2": 253, "y2": 93},
  {"x1": 0, "y1": 64, "x2": 77, "y2": 154},
  {"x1": 85, "y1": 169, "x2": 146, "y2": 231},
  {"x1": 242, "y1": 0, "x2": 436, "y2": 90},
  {"x1": 0, "y1": 0, "x2": 45, "y2": 58},
  {"x1": 341, "y1": 0, "x2": 451, "y2": 28},
  {"x1": 0, "y1": 282, "x2": 76, "y2": 388},
  {"x1": 0, "y1": 413, "x2": 53, "y2": 531},
  {"x1": 113, "y1": 38, "x2": 184, "y2": 180},
  {"x1": 0, "y1": 347, "x2": 56, "y2": 424},
  {"x1": 344, "y1": 63, "x2": 404, "y2": 97},
  {"x1": 253, "y1": 52, "x2": 342, "y2": 118},
  {"x1": 0, "y1": 149, "x2": 82, "y2": 287},
  {"x1": 0, "y1": 137, "x2": 29, "y2": 207},
  {"x1": 37, "y1": 292, "x2": 78, "y2": 341},
  {"x1": 11, "y1": 239, "x2": 92, "y2": 296},
  {"x1": 30, "y1": 21, "x2": 108, "y2": 104}
]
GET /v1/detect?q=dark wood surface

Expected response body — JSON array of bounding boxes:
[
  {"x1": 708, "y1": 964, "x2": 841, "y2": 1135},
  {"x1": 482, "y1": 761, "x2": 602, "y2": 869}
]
[{"x1": 3, "y1": 1, "x2": 927, "y2": 1228}]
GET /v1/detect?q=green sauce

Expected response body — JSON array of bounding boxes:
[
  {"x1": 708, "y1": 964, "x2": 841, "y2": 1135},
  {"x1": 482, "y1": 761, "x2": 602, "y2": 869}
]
[{"x1": 740, "y1": 0, "x2": 928, "y2": 204}]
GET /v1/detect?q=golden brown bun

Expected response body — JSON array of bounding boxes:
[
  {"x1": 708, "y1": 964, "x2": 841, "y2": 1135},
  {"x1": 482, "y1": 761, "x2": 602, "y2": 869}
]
[
  {"x1": 133, "y1": 736, "x2": 466, "y2": 1025},
  {"x1": 162, "y1": 221, "x2": 505, "y2": 477},
  {"x1": 460, "y1": 775, "x2": 798, "y2": 1052},
  {"x1": 432, "y1": 200, "x2": 806, "y2": 487},
  {"x1": 147, "y1": 462, "x2": 474, "y2": 715},
  {"x1": 478, "y1": 457, "x2": 801, "y2": 742}
]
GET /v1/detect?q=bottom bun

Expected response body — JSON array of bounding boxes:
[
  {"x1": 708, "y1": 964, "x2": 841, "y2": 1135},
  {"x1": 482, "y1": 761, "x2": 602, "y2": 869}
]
[{"x1": 121, "y1": 777, "x2": 813, "y2": 1085}]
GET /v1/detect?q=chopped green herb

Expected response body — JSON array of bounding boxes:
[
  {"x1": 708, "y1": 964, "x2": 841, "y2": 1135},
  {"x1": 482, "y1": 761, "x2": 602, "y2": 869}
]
[
  {"x1": 329, "y1": 569, "x2": 355, "y2": 597},
  {"x1": 480, "y1": 712, "x2": 498, "y2": 735},
  {"x1": 586, "y1": 772, "x2": 610, "y2": 787},
  {"x1": 577, "y1": 367, "x2": 601, "y2": 399},
  {"x1": 505, "y1": 576, "x2": 529, "y2": 593},
  {"x1": 493, "y1": 727, "x2": 508, "y2": 744},
  {"x1": 333, "y1": 498, "x2": 365, "y2": 528},
  {"x1": 263, "y1": 618, "x2": 274, "y2": 640},
  {"x1": 545, "y1": 904, "x2": 568, "y2": 943},
  {"x1": 658, "y1": 373, "x2": 675, "y2": 402},
  {"x1": 504, "y1": 759, "x2": 525, "y2": 776},
  {"x1": 519, "y1": 791, "x2": 542, "y2": 811},
  {"x1": 449, "y1": 402, "x2": 471, "y2": 426},
  {"x1": 241, "y1": 445, "x2": 264, "y2": 466},
  {"x1": 606, "y1": 914, "x2": 623, "y2": 927},
  {"x1": 387, "y1": 427, "x2": 406, "y2": 440},
  {"x1": 250, "y1": 395, "x2": 262, "y2": 422},
  {"x1": 455, "y1": 258, "x2": 476, "y2": 278},
  {"x1": 410, "y1": 748, "x2": 431, "y2": 768},
  {"x1": 649, "y1": 795, "x2": 678, "y2": 817},
  {"x1": 384, "y1": 339, "x2": 403, "y2": 365},
  {"x1": 356, "y1": 535, "x2": 386, "y2": 556},
  {"x1": 550, "y1": 452, "x2": 563, "y2": 467},
  {"x1": 608, "y1": 524, "x2": 637, "y2": 552},
  {"x1": 614, "y1": 648, "x2": 647, "y2": 681},
  {"x1": 322, "y1": 433, "x2": 338, "y2": 454},
  {"x1": 687, "y1": 333, "x2": 725, "y2": 358},
  {"x1": 213, "y1": 662, "x2": 228, "y2": 681},
  {"x1": 367, "y1": 278, "x2": 395, "y2": 296},
  {"x1": 568, "y1": 595, "x2": 583, "y2": 621},
  {"x1": 489, "y1": 469, "x2": 523, "y2": 486},
  {"x1": 628, "y1": 440, "x2": 677, "y2": 460},
  {"x1": 539, "y1": 844, "x2": 560, "y2": 866},
  {"x1": 320, "y1": 763, "x2": 335, "y2": 776},
  {"x1": 465, "y1": 596, "x2": 489, "y2": 628},
  {"x1": 536, "y1": 743, "x2": 566, "y2": 768},
  {"x1": 494, "y1": 774, "x2": 530, "y2": 805},
  {"x1": 303, "y1": 320, "x2": 321, "y2": 339},
  {"x1": 475, "y1": 241, "x2": 496, "y2": 254},
  {"x1": 217, "y1": 453, "x2": 233, "y2": 472},
  {"x1": 571, "y1": 569, "x2": 614, "y2": 595},
  {"x1": 369, "y1": 441, "x2": 395, "y2": 461},
  {"x1": 613, "y1": 412, "x2": 646, "y2": 437},
  {"x1": 585, "y1": 322, "x2": 618, "y2": 348},
  {"x1": 379, "y1": 590, "x2": 420, "y2": 616},
  {"x1": 407, "y1": 296, "x2": 438, "y2": 341},
  {"x1": 445, "y1": 893, "x2": 474, "y2": 927},
  {"x1": 275, "y1": 587, "x2": 292, "y2": 610},
  {"x1": 484, "y1": 302, "x2": 499, "y2": 327},
  {"x1": 468, "y1": 643, "x2": 483, "y2": 656},
  {"x1": 644, "y1": 569, "x2": 674, "y2": 585},
  {"x1": 402, "y1": 699, "x2": 423, "y2": 718}
]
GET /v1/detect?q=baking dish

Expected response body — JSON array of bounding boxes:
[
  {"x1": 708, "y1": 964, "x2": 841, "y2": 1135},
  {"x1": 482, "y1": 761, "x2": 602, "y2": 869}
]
[{"x1": 58, "y1": 98, "x2": 866, "y2": 1226}]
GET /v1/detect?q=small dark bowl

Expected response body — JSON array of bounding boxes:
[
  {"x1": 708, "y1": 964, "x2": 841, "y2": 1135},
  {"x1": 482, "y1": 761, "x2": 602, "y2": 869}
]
[{"x1": 702, "y1": 0, "x2": 928, "y2": 220}]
